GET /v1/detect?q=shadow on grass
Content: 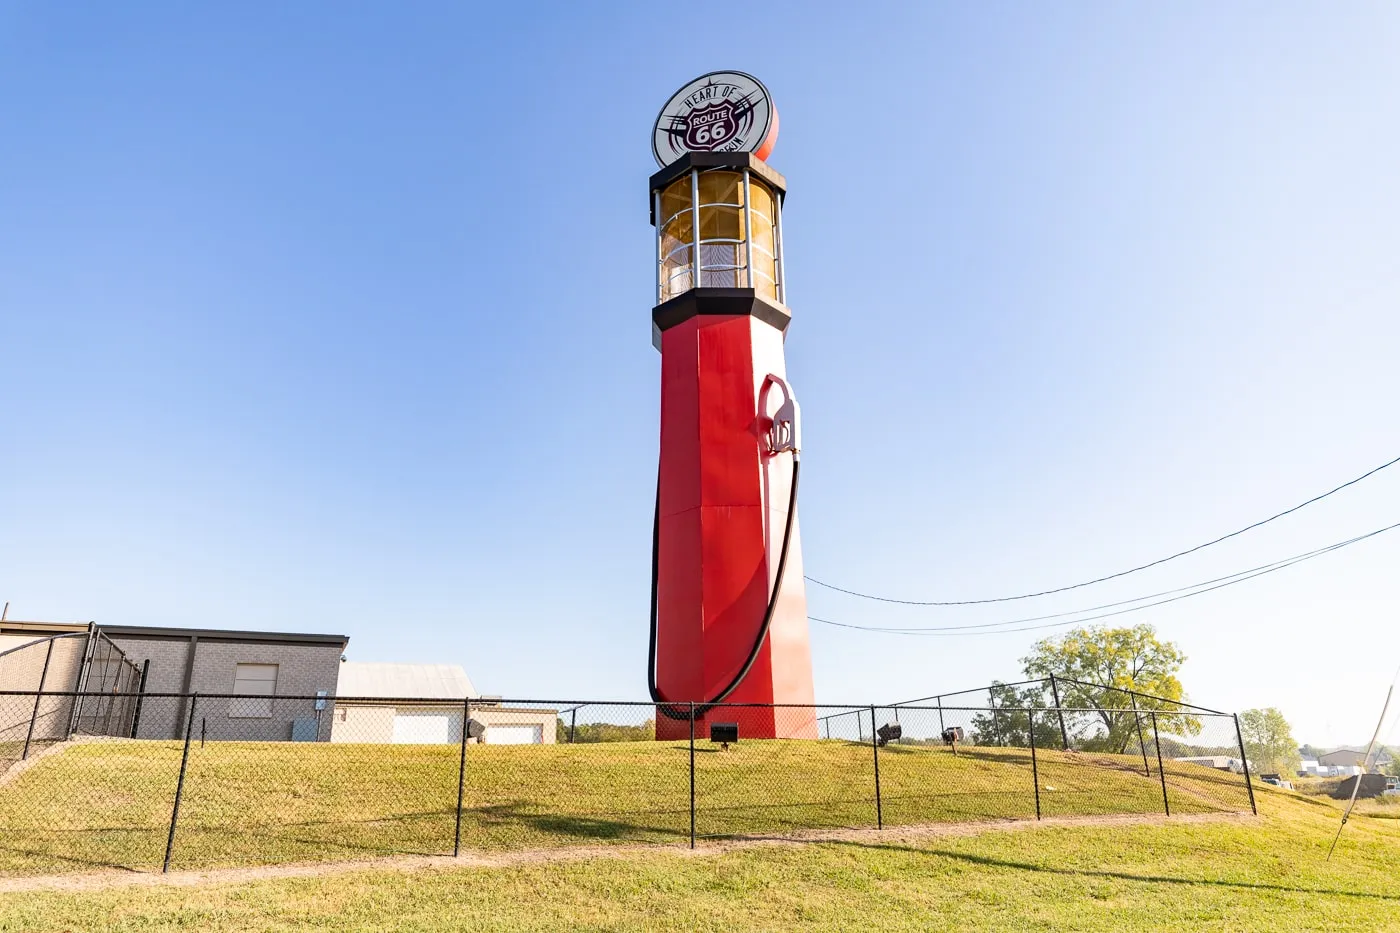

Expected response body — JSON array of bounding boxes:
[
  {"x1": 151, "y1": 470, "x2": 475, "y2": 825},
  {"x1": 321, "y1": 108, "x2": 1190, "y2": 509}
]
[
  {"x1": 473, "y1": 803, "x2": 689, "y2": 843},
  {"x1": 829, "y1": 839, "x2": 1400, "y2": 902}
]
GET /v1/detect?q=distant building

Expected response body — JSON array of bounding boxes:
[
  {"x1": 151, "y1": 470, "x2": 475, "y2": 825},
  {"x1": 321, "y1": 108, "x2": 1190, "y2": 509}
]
[
  {"x1": 331, "y1": 661, "x2": 556, "y2": 745},
  {"x1": 0, "y1": 619, "x2": 347, "y2": 743},
  {"x1": 1319, "y1": 748, "x2": 1393, "y2": 771}
]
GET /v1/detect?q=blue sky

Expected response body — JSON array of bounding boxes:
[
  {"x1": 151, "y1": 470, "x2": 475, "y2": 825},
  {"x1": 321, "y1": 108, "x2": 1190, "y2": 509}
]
[{"x1": 2, "y1": 3, "x2": 1397, "y2": 745}]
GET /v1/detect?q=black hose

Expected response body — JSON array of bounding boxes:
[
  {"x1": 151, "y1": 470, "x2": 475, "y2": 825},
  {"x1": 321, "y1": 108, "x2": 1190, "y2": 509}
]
[{"x1": 648, "y1": 457, "x2": 801, "y2": 722}]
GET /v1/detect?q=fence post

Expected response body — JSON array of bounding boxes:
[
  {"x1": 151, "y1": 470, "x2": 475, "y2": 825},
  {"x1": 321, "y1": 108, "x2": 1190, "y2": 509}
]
[
  {"x1": 67, "y1": 622, "x2": 100, "y2": 738},
  {"x1": 1029, "y1": 709, "x2": 1041, "y2": 820},
  {"x1": 1130, "y1": 694, "x2": 1150, "y2": 777},
  {"x1": 1151, "y1": 711, "x2": 1170, "y2": 817},
  {"x1": 870, "y1": 706, "x2": 883, "y2": 830},
  {"x1": 689, "y1": 701, "x2": 696, "y2": 849},
  {"x1": 1233, "y1": 713, "x2": 1258, "y2": 816},
  {"x1": 1049, "y1": 674, "x2": 1069, "y2": 750},
  {"x1": 20, "y1": 637, "x2": 56, "y2": 761},
  {"x1": 569, "y1": 707, "x2": 577, "y2": 744},
  {"x1": 454, "y1": 696, "x2": 470, "y2": 856},
  {"x1": 937, "y1": 696, "x2": 944, "y2": 735},
  {"x1": 990, "y1": 689, "x2": 1002, "y2": 746},
  {"x1": 163, "y1": 693, "x2": 198, "y2": 873},
  {"x1": 129, "y1": 659, "x2": 150, "y2": 739}
]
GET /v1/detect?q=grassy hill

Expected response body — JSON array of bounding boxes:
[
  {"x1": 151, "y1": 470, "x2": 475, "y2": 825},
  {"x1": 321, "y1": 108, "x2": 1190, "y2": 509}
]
[
  {"x1": 0, "y1": 736, "x2": 1249, "y2": 874},
  {"x1": 0, "y1": 787, "x2": 1395, "y2": 931}
]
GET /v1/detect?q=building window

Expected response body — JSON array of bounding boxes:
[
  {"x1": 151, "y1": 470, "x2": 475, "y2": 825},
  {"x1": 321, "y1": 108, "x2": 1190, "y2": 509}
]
[{"x1": 231, "y1": 663, "x2": 278, "y2": 718}]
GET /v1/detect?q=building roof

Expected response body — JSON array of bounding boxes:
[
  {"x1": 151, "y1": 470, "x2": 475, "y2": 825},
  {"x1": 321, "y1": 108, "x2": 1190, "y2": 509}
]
[
  {"x1": 100, "y1": 624, "x2": 348, "y2": 647},
  {"x1": 336, "y1": 662, "x2": 477, "y2": 700},
  {"x1": 0, "y1": 619, "x2": 348, "y2": 649},
  {"x1": 1318, "y1": 748, "x2": 1392, "y2": 766}
]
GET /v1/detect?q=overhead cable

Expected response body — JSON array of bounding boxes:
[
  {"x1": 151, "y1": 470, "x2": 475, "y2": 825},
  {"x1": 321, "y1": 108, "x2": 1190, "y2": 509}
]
[
  {"x1": 808, "y1": 520, "x2": 1400, "y2": 637},
  {"x1": 806, "y1": 452, "x2": 1400, "y2": 606}
]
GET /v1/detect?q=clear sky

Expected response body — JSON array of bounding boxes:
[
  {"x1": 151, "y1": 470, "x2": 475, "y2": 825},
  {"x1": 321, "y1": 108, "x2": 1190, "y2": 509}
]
[{"x1": 2, "y1": 3, "x2": 1397, "y2": 746}]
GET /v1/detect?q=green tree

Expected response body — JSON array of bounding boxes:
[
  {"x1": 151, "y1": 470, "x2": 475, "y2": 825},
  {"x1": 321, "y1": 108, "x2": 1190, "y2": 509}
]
[
  {"x1": 969, "y1": 682, "x2": 1065, "y2": 749},
  {"x1": 1022, "y1": 624, "x2": 1197, "y2": 753},
  {"x1": 555, "y1": 718, "x2": 655, "y2": 743},
  {"x1": 1237, "y1": 708, "x2": 1301, "y2": 775}
]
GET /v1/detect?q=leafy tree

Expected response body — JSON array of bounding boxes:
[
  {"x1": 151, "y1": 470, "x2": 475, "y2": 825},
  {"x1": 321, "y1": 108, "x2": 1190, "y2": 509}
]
[
  {"x1": 555, "y1": 718, "x2": 655, "y2": 743},
  {"x1": 1237, "y1": 708, "x2": 1301, "y2": 775},
  {"x1": 1299, "y1": 744, "x2": 1326, "y2": 761},
  {"x1": 1022, "y1": 624, "x2": 1197, "y2": 753},
  {"x1": 969, "y1": 682, "x2": 1065, "y2": 748}
]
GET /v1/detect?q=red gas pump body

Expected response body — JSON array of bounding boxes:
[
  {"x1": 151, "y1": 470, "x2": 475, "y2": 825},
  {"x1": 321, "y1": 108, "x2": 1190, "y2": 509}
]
[{"x1": 649, "y1": 154, "x2": 817, "y2": 741}]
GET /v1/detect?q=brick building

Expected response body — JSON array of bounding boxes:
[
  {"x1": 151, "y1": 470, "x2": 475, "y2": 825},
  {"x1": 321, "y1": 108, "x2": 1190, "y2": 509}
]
[{"x1": 0, "y1": 619, "x2": 347, "y2": 742}]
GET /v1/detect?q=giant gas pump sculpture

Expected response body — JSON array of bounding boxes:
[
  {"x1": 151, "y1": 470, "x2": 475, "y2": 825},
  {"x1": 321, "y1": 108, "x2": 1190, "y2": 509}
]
[{"x1": 646, "y1": 72, "x2": 817, "y2": 740}]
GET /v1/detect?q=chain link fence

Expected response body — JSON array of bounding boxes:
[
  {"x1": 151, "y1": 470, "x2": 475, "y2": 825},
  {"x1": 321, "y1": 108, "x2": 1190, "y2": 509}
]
[{"x1": 0, "y1": 691, "x2": 1256, "y2": 876}]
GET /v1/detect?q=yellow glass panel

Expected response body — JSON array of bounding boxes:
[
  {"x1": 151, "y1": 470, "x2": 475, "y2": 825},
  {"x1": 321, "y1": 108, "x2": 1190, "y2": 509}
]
[
  {"x1": 662, "y1": 253, "x2": 693, "y2": 301},
  {"x1": 660, "y1": 177, "x2": 691, "y2": 226},
  {"x1": 697, "y1": 170, "x2": 742, "y2": 206},
  {"x1": 663, "y1": 213, "x2": 693, "y2": 246},
  {"x1": 752, "y1": 253, "x2": 778, "y2": 300},
  {"x1": 748, "y1": 210, "x2": 774, "y2": 257},
  {"x1": 748, "y1": 179, "x2": 774, "y2": 217},
  {"x1": 699, "y1": 204, "x2": 743, "y2": 241}
]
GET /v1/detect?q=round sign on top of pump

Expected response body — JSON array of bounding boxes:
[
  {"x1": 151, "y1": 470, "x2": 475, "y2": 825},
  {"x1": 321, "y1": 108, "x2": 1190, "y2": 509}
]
[{"x1": 652, "y1": 71, "x2": 779, "y2": 168}]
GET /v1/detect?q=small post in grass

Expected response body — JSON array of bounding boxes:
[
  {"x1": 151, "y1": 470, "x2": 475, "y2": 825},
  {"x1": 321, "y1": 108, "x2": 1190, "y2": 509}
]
[
  {"x1": 163, "y1": 693, "x2": 198, "y2": 873},
  {"x1": 454, "y1": 697, "x2": 470, "y2": 857},
  {"x1": 990, "y1": 688, "x2": 1002, "y2": 746},
  {"x1": 1151, "y1": 711, "x2": 1170, "y2": 817},
  {"x1": 870, "y1": 706, "x2": 883, "y2": 830},
  {"x1": 1130, "y1": 694, "x2": 1151, "y2": 777},
  {"x1": 1029, "y1": 708, "x2": 1042, "y2": 820},
  {"x1": 688, "y1": 701, "x2": 696, "y2": 849},
  {"x1": 1049, "y1": 674, "x2": 1069, "y2": 751},
  {"x1": 1233, "y1": 713, "x2": 1258, "y2": 816}
]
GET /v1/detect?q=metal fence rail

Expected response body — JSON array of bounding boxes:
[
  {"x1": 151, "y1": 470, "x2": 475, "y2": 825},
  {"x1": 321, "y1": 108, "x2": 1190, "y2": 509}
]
[{"x1": 0, "y1": 691, "x2": 1256, "y2": 876}]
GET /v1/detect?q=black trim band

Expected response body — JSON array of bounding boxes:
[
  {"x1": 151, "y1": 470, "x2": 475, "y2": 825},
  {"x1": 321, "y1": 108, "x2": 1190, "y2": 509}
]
[{"x1": 652, "y1": 288, "x2": 790, "y2": 336}]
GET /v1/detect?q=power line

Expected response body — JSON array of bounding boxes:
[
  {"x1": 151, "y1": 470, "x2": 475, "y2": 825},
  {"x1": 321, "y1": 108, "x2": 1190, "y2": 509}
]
[
  {"x1": 806, "y1": 452, "x2": 1400, "y2": 606},
  {"x1": 808, "y1": 520, "x2": 1400, "y2": 637},
  {"x1": 816, "y1": 532, "x2": 1372, "y2": 634}
]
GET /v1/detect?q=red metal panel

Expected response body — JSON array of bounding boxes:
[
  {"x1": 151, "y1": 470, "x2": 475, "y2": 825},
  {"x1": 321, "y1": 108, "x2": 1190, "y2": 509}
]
[{"x1": 654, "y1": 314, "x2": 816, "y2": 740}]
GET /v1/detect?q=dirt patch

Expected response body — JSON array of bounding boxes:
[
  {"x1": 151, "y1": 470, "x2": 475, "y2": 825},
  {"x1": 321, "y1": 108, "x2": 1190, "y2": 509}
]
[{"x1": 0, "y1": 811, "x2": 1251, "y2": 895}]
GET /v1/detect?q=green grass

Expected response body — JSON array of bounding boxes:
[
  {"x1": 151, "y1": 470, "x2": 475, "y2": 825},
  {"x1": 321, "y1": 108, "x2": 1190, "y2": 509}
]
[
  {"x1": 0, "y1": 789, "x2": 1396, "y2": 931},
  {"x1": 0, "y1": 737, "x2": 1251, "y2": 875}
]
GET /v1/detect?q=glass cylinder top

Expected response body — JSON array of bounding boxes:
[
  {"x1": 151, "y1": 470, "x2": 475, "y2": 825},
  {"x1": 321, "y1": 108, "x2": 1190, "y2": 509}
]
[{"x1": 655, "y1": 167, "x2": 783, "y2": 305}]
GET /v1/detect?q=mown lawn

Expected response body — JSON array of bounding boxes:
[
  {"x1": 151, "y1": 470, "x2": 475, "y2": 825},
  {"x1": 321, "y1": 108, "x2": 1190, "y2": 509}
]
[
  {"x1": 0, "y1": 789, "x2": 1395, "y2": 932},
  {"x1": 0, "y1": 736, "x2": 1250, "y2": 874}
]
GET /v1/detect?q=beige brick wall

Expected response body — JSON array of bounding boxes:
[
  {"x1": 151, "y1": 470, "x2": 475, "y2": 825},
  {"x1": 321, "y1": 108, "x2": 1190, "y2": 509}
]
[
  {"x1": 0, "y1": 636, "x2": 87, "y2": 745},
  {"x1": 103, "y1": 636, "x2": 192, "y2": 739},
  {"x1": 106, "y1": 635, "x2": 341, "y2": 741}
]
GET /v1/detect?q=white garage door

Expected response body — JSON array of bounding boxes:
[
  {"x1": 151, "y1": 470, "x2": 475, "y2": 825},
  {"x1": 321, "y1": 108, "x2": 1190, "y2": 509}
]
[
  {"x1": 486, "y1": 724, "x2": 542, "y2": 745},
  {"x1": 391, "y1": 710, "x2": 460, "y2": 744}
]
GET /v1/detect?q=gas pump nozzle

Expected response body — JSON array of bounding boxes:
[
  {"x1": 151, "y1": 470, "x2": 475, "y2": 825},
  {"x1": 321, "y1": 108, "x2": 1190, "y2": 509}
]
[{"x1": 763, "y1": 374, "x2": 801, "y2": 457}]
